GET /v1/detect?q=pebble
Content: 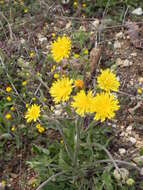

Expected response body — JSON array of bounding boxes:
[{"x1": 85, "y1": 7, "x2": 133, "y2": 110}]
[
  {"x1": 115, "y1": 32, "x2": 123, "y2": 39},
  {"x1": 92, "y1": 19, "x2": 100, "y2": 29},
  {"x1": 119, "y1": 148, "x2": 126, "y2": 155},
  {"x1": 114, "y1": 41, "x2": 121, "y2": 49},
  {"x1": 132, "y1": 7, "x2": 143, "y2": 16},
  {"x1": 129, "y1": 137, "x2": 136, "y2": 145}
]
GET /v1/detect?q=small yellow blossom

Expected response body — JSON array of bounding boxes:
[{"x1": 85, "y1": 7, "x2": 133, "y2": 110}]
[
  {"x1": 43, "y1": 98, "x2": 47, "y2": 102},
  {"x1": 32, "y1": 97, "x2": 36, "y2": 101},
  {"x1": 11, "y1": 126, "x2": 15, "y2": 132},
  {"x1": 51, "y1": 65, "x2": 56, "y2": 72},
  {"x1": 82, "y1": 3, "x2": 86, "y2": 8},
  {"x1": 26, "y1": 72, "x2": 30, "y2": 76},
  {"x1": 25, "y1": 104, "x2": 40, "y2": 123},
  {"x1": 22, "y1": 81, "x2": 27, "y2": 86},
  {"x1": 93, "y1": 92, "x2": 120, "y2": 122},
  {"x1": 24, "y1": 8, "x2": 28, "y2": 13},
  {"x1": 10, "y1": 106, "x2": 15, "y2": 111},
  {"x1": 51, "y1": 33, "x2": 56, "y2": 38},
  {"x1": 74, "y1": 79, "x2": 84, "y2": 89},
  {"x1": 5, "y1": 113, "x2": 12, "y2": 120},
  {"x1": 51, "y1": 36, "x2": 71, "y2": 63},
  {"x1": 54, "y1": 73, "x2": 59, "y2": 79},
  {"x1": 29, "y1": 51, "x2": 34, "y2": 58},
  {"x1": 36, "y1": 124, "x2": 45, "y2": 133},
  {"x1": 73, "y1": 53, "x2": 80, "y2": 59},
  {"x1": 137, "y1": 88, "x2": 142, "y2": 94},
  {"x1": 6, "y1": 96, "x2": 11, "y2": 102},
  {"x1": 71, "y1": 90, "x2": 95, "y2": 116},
  {"x1": 73, "y1": 1, "x2": 77, "y2": 8},
  {"x1": 60, "y1": 140, "x2": 63, "y2": 144},
  {"x1": 50, "y1": 77, "x2": 73, "y2": 104},
  {"x1": 25, "y1": 103, "x2": 29, "y2": 108},
  {"x1": 36, "y1": 72, "x2": 40, "y2": 77},
  {"x1": 97, "y1": 69, "x2": 120, "y2": 92},
  {"x1": 1, "y1": 180, "x2": 6, "y2": 187},
  {"x1": 6, "y1": 86, "x2": 12, "y2": 93},
  {"x1": 83, "y1": 49, "x2": 88, "y2": 55}
]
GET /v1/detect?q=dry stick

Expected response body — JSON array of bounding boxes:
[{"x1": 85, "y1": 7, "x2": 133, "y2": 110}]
[
  {"x1": 36, "y1": 171, "x2": 65, "y2": 190},
  {"x1": 122, "y1": 6, "x2": 129, "y2": 24},
  {"x1": 0, "y1": 11, "x2": 13, "y2": 40},
  {"x1": 95, "y1": 159, "x2": 141, "y2": 172},
  {"x1": 93, "y1": 143, "x2": 120, "y2": 172},
  {"x1": 29, "y1": 83, "x2": 41, "y2": 105}
]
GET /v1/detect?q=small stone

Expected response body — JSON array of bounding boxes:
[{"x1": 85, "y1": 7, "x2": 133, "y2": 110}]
[
  {"x1": 114, "y1": 41, "x2": 121, "y2": 49},
  {"x1": 129, "y1": 137, "x2": 136, "y2": 145},
  {"x1": 115, "y1": 32, "x2": 123, "y2": 39},
  {"x1": 132, "y1": 7, "x2": 143, "y2": 16},
  {"x1": 113, "y1": 169, "x2": 121, "y2": 180},
  {"x1": 120, "y1": 168, "x2": 129, "y2": 182},
  {"x1": 140, "y1": 168, "x2": 143, "y2": 175},
  {"x1": 126, "y1": 126, "x2": 132, "y2": 132},
  {"x1": 131, "y1": 52, "x2": 137, "y2": 57},
  {"x1": 119, "y1": 148, "x2": 126, "y2": 155},
  {"x1": 92, "y1": 19, "x2": 100, "y2": 29}
]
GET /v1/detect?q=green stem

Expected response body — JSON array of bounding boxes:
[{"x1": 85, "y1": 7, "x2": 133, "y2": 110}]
[{"x1": 74, "y1": 117, "x2": 80, "y2": 167}]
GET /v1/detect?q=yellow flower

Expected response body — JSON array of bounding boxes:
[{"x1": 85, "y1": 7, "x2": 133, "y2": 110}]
[
  {"x1": 32, "y1": 97, "x2": 36, "y2": 101},
  {"x1": 51, "y1": 33, "x2": 56, "y2": 38},
  {"x1": 51, "y1": 65, "x2": 56, "y2": 72},
  {"x1": 25, "y1": 103, "x2": 29, "y2": 108},
  {"x1": 74, "y1": 79, "x2": 84, "y2": 89},
  {"x1": 10, "y1": 106, "x2": 15, "y2": 111},
  {"x1": 5, "y1": 113, "x2": 12, "y2": 120},
  {"x1": 50, "y1": 77, "x2": 73, "y2": 104},
  {"x1": 73, "y1": 1, "x2": 77, "y2": 8},
  {"x1": 51, "y1": 36, "x2": 71, "y2": 63},
  {"x1": 36, "y1": 124, "x2": 45, "y2": 133},
  {"x1": 54, "y1": 73, "x2": 59, "y2": 79},
  {"x1": 29, "y1": 51, "x2": 34, "y2": 58},
  {"x1": 6, "y1": 96, "x2": 11, "y2": 102},
  {"x1": 71, "y1": 90, "x2": 95, "y2": 116},
  {"x1": 24, "y1": 8, "x2": 28, "y2": 13},
  {"x1": 97, "y1": 69, "x2": 120, "y2": 92},
  {"x1": 25, "y1": 104, "x2": 40, "y2": 123},
  {"x1": 11, "y1": 126, "x2": 15, "y2": 132},
  {"x1": 93, "y1": 92, "x2": 120, "y2": 122},
  {"x1": 73, "y1": 53, "x2": 79, "y2": 59},
  {"x1": 6, "y1": 86, "x2": 12, "y2": 92},
  {"x1": 60, "y1": 140, "x2": 63, "y2": 144},
  {"x1": 1, "y1": 180, "x2": 6, "y2": 187},
  {"x1": 22, "y1": 81, "x2": 27, "y2": 86},
  {"x1": 83, "y1": 49, "x2": 88, "y2": 55},
  {"x1": 137, "y1": 88, "x2": 142, "y2": 94},
  {"x1": 82, "y1": 3, "x2": 86, "y2": 8}
]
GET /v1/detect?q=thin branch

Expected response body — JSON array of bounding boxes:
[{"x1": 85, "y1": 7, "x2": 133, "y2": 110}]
[{"x1": 36, "y1": 171, "x2": 65, "y2": 190}]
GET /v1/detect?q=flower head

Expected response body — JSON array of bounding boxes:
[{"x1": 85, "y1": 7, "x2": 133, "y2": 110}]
[
  {"x1": 36, "y1": 124, "x2": 45, "y2": 133},
  {"x1": 74, "y1": 79, "x2": 84, "y2": 89},
  {"x1": 71, "y1": 90, "x2": 95, "y2": 116},
  {"x1": 5, "y1": 113, "x2": 12, "y2": 120},
  {"x1": 93, "y1": 92, "x2": 119, "y2": 122},
  {"x1": 51, "y1": 36, "x2": 71, "y2": 63},
  {"x1": 97, "y1": 69, "x2": 120, "y2": 92},
  {"x1": 50, "y1": 77, "x2": 73, "y2": 104},
  {"x1": 6, "y1": 96, "x2": 11, "y2": 102},
  {"x1": 6, "y1": 86, "x2": 12, "y2": 93},
  {"x1": 25, "y1": 104, "x2": 40, "y2": 123}
]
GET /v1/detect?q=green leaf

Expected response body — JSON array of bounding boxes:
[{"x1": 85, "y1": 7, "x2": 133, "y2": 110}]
[{"x1": 32, "y1": 144, "x2": 50, "y2": 155}]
